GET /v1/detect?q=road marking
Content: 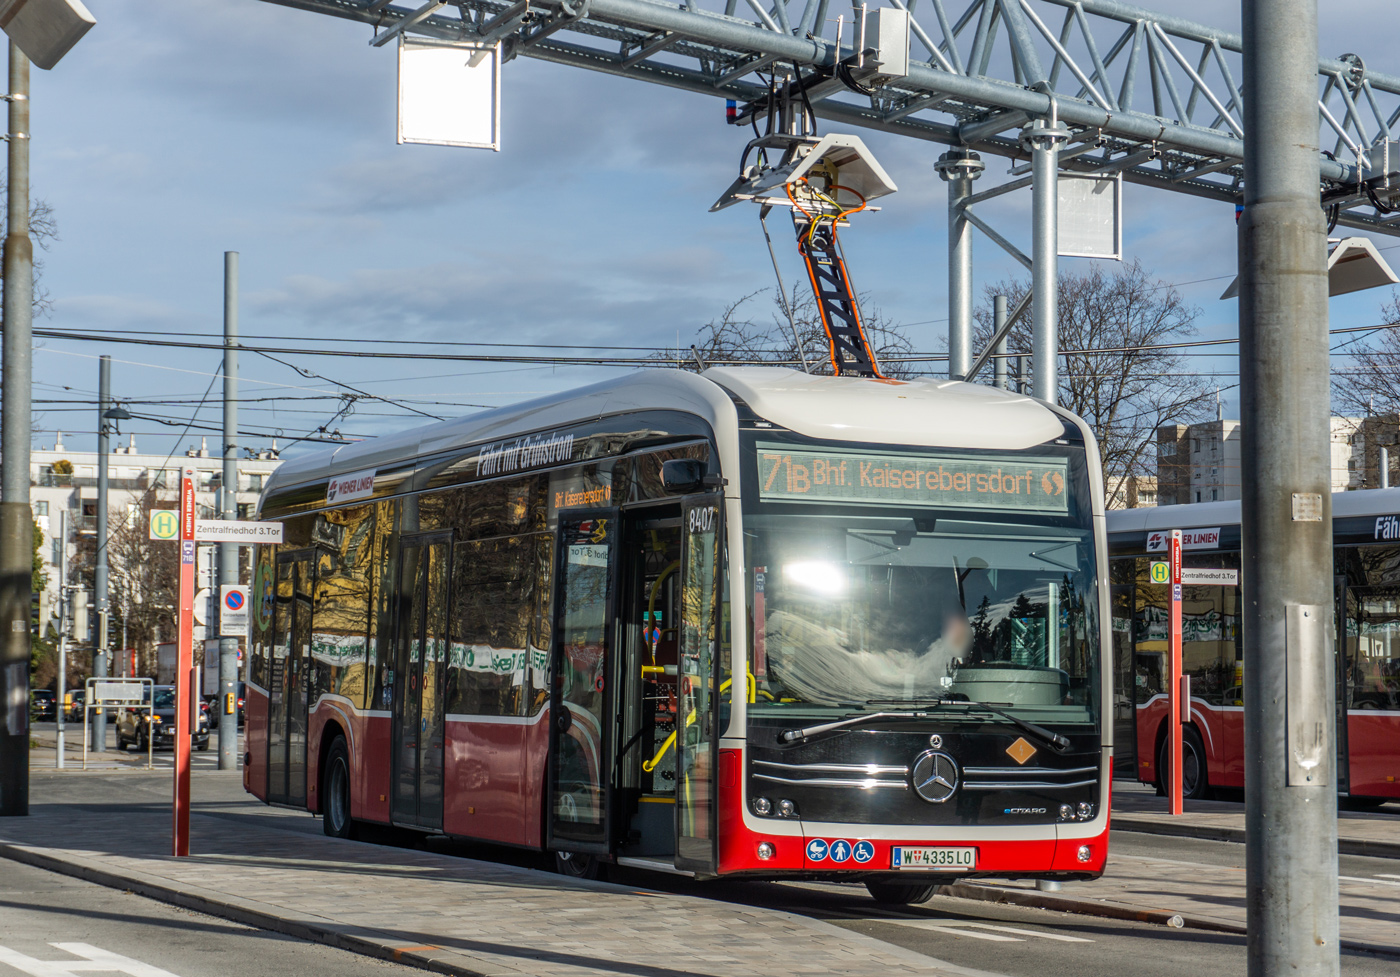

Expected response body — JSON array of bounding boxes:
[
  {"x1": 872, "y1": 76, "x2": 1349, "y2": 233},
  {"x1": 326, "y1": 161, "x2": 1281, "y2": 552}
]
[
  {"x1": 882, "y1": 922, "x2": 1022, "y2": 941},
  {"x1": 1339, "y1": 875, "x2": 1400, "y2": 888},
  {"x1": 0, "y1": 942, "x2": 182, "y2": 976},
  {"x1": 956, "y1": 923, "x2": 1094, "y2": 943},
  {"x1": 874, "y1": 918, "x2": 1094, "y2": 943}
]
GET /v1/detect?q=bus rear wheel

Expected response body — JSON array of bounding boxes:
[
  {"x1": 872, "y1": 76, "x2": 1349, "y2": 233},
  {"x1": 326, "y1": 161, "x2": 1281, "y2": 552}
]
[
  {"x1": 553, "y1": 850, "x2": 604, "y2": 881},
  {"x1": 322, "y1": 737, "x2": 357, "y2": 840},
  {"x1": 1158, "y1": 725, "x2": 1209, "y2": 800},
  {"x1": 866, "y1": 880, "x2": 937, "y2": 905}
]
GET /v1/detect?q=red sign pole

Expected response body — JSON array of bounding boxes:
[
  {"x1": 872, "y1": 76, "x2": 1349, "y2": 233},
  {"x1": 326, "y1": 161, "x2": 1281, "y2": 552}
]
[
  {"x1": 1168, "y1": 528, "x2": 1184, "y2": 816},
  {"x1": 174, "y1": 466, "x2": 196, "y2": 856}
]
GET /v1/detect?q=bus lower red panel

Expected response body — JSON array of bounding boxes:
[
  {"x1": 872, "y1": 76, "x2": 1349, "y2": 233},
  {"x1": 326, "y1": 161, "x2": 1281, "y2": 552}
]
[
  {"x1": 716, "y1": 748, "x2": 1102, "y2": 876},
  {"x1": 1136, "y1": 696, "x2": 1244, "y2": 789},
  {"x1": 1347, "y1": 711, "x2": 1400, "y2": 798},
  {"x1": 245, "y1": 686, "x2": 268, "y2": 800},
  {"x1": 444, "y1": 719, "x2": 528, "y2": 845},
  {"x1": 357, "y1": 714, "x2": 392, "y2": 824}
]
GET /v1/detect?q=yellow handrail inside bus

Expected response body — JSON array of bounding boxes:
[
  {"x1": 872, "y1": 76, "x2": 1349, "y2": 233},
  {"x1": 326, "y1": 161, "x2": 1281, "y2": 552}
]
[
  {"x1": 645, "y1": 560, "x2": 680, "y2": 663},
  {"x1": 642, "y1": 675, "x2": 759, "y2": 772}
]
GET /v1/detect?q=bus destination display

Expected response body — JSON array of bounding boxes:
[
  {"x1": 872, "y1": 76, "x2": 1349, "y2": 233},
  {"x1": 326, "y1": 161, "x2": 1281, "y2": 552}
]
[{"x1": 756, "y1": 443, "x2": 1069, "y2": 514}]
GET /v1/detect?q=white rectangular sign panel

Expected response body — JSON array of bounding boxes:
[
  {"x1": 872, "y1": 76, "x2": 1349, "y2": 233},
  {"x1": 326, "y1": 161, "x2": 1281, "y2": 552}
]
[
  {"x1": 398, "y1": 37, "x2": 500, "y2": 150},
  {"x1": 194, "y1": 520, "x2": 284, "y2": 543},
  {"x1": 1058, "y1": 172, "x2": 1122, "y2": 260},
  {"x1": 326, "y1": 467, "x2": 377, "y2": 505},
  {"x1": 220, "y1": 584, "x2": 250, "y2": 637},
  {"x1": 1181, "y1": 568, "x2": 1240, "y2": 586}
]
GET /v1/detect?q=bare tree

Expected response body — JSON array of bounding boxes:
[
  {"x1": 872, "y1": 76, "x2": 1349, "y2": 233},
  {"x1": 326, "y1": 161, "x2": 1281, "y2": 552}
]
[
  {"x1": 974, "y1": 260, "x2": 1216, "y2": 492},
  {"x1": 662, "y1": 287, "x2": 916, "y2": 378},
  {"x1": 1333, "y1": 291, "x2": 1400, "y2": 416}
]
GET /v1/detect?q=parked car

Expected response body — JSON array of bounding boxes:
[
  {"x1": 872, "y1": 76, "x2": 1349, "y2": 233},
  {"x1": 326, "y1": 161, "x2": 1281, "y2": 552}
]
[
  {"x1": 66, "y1": 689, "x2": 85, "y2": 722},
  {"x1": 29, "y1": 689, "x2": 55, "y2": 722},
  {"x1": 237, "y1": 681, "x2": 246, "y2": 727},
  {"x1": 115, "y1": 685, "x2": 211, "y2": 752}
]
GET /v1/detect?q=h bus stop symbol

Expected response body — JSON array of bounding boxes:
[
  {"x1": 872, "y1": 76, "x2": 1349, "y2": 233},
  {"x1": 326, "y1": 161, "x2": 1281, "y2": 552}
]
[
  {"x1": 149, "y1": 509, "x2": 178, "y2": 540},
  {"x1": 1150, "y1": 561, "x2": 1169, "y2": 583}
]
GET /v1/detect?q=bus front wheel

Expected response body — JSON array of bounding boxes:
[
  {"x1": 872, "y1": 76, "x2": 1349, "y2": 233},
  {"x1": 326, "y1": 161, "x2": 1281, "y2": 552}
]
[
  {"x1": 553, "y1": 850, "x2": 605, "y2": 881},
  {"x1": 866, "y1": 880, "x2": 937, "y2": 905}
]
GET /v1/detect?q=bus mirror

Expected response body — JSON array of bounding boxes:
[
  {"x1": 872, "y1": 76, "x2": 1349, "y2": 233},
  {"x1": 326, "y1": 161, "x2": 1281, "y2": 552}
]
[{"x1": 662, "y1": 459, "x2": 706, "y2": 493}]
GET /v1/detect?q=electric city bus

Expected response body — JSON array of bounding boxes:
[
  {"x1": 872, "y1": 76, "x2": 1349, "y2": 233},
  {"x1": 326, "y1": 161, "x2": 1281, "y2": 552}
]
[
  {"x1": 243, "y1": 367, "x2": 1112, "y2": 903},
  {"x1": 1107, "y1": 490, "x2": 1400, "y2": 805}
]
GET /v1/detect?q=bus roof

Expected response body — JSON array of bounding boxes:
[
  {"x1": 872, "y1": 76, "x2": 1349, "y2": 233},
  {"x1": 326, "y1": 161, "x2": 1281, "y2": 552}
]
[
  {"x1": 262, "y1": 366, "x2": 1070, "y2": 502},
  {"x1": 1106, "y1": 486, "x2": 1400, "y2": 536}
]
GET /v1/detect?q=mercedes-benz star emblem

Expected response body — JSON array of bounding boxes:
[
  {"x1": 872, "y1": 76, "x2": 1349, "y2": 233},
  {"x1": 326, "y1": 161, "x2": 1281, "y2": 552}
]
[{"x1": 910, "y1": 751, "x2": 960, "y2": 803}]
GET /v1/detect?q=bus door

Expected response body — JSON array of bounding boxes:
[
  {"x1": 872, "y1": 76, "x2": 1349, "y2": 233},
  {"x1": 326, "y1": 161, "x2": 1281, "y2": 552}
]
[
  {"x1": 1341, "y1": 583, "x2": 1400, "y2": 791},
  {"x1": 268, "y1": 550, "x2": 313, "y2": 806},
  {"x1": 391, "y1": 533, "x2": 452, "y2": 829},
  {"x1": 675, "y1": 495, "x2": 722, "y2": 876},
  {"x1": 548, "y1": 511, "x2": 620, "y2": 856}
]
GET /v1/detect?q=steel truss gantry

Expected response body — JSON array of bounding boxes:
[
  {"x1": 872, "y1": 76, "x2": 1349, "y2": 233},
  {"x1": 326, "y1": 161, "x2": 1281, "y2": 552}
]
[{"x1": 260, "y1": 0, "x2": 1400, "y2": 395}]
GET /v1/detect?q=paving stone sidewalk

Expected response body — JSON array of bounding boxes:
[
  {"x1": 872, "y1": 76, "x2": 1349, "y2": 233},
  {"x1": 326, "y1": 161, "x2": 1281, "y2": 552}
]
[
  {"x1": 1109, "y1": 780, "x2": 1400, "y2": 858},
  {"x1": 0, "y1": 771, "x2": 973, "y2": 977}
]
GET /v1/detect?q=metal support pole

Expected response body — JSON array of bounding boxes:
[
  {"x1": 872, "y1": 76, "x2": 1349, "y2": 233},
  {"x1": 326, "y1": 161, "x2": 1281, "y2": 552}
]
[
  {"x1": 1238, "y1": 0, "x2": 1340, "y2": 974},
  {"x1": 1381, "y1": 445, "x2": 1390, "y2": 489},
  {"x1": 993, "y1": 294, "x2": 1009, "y2": 390},
  {"x1": 936, "y1": 149, "x2": 984, "y2": 381},
  {"x1": 0, "y1": 43, "x2": 32, "y2": 817},
  {"x1": 92, "y1": 356, "x2": 110, "y2": 753},
  {"x1": 219, "y1": 252, "x2": 239, "y2": 771},
  {"x1": 1022, "y1": 112, "x2": 1068, "y2": 404},
  {"x1": 55, "y1": 512, "x2": 66, "y2": 769}
]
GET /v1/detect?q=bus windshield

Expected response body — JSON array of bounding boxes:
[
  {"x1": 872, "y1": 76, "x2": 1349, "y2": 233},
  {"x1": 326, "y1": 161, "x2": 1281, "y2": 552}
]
[{"x1": 745, "y1": 443, "x2": 1100, "y2": 723}]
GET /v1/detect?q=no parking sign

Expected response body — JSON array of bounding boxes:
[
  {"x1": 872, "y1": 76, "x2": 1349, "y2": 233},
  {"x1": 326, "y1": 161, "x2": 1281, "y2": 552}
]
[{"x1": 220, "y1": 584, "x2": 250, "y2": 637}]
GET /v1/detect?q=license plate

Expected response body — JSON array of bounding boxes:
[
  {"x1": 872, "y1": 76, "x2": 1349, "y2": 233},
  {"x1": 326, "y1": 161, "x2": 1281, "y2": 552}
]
[{"x1": 891, "y1": 846, "x2": 977, "y2": 871}]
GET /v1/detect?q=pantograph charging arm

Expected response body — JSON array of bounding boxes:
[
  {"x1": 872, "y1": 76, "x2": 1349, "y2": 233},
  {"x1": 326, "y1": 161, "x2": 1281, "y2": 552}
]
[{"x1": 787, "y1": 180, "x2": 884, "y2": 378}]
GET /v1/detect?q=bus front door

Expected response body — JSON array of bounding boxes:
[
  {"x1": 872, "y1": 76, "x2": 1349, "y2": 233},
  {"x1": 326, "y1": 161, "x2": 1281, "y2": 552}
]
[
  {"x1": 547, "y1": 511, "x2": 619, "y2": 857},
  {"x1": 268, "y1": 551, "x2": 313, "y2": 807},
  {"x1": 391, "y1": 534, "x2": 452, "y2": 829},
  {"x1": 675, "y1": 495, "x2": 722, "y2": 876}
]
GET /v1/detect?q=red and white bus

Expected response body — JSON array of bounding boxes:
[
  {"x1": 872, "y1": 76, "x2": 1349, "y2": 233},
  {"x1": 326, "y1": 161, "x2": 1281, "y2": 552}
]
[
  {"x1": 243, "y1": 366, "x2": 1112, "y2": 903},
  {"x1": 1107, "y1": 490, "x2": 1400, "y2": 805}
]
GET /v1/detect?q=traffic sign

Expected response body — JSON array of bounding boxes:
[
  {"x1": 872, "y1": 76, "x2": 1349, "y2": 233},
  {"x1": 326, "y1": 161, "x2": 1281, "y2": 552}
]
[
  {"x1": 194, "y1": 519, "x2": 283, "y2": 543},
  {"x1": 148, "y1": 509, "x2": 178, "y2": 540},
  {"x1": 220, "y1": 584, "x2": 249, "y2": 637},
  {"x1": 1181, "y1": 568, "x2": 1239, "y2": 586},
  {"x1": 1150, "y1": 561, "x2": 1169, "y2": 583},
  {"x1": 193, "y1": 588, "x2": 212, "y2": 626}
]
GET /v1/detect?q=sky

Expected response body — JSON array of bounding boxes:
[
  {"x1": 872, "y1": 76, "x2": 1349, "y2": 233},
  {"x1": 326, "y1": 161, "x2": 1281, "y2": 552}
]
[{"x1": 17, "y1": 0, "x2": 1400, "y2": 461}]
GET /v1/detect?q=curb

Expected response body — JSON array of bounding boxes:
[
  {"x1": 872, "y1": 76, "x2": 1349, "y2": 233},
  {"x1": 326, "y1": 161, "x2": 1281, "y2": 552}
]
[
  {"x1": 939, "y1": 881, "x2": 1400, "y2": 958},
  {"x1": 1111, "y1": 816, "x2": 1400, "y2": 860},
  {"x1": 0, "y1": 841, "x2": 525, "y2": 977}
]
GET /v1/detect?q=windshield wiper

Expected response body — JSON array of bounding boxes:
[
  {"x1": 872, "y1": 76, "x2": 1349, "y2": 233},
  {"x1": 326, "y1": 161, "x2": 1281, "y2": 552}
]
[
  {"x1": 863, "y1": 696, "x2": 1071, "y2": 752},
  {"x1": 778, "y1": 711, "x2": 938, "y2": 745}
]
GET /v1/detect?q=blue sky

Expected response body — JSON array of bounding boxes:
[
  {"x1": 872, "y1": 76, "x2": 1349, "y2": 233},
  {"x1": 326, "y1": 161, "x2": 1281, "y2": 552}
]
[{"x1": 22, "y1": 0, "x2": 1400, "y2": 458}]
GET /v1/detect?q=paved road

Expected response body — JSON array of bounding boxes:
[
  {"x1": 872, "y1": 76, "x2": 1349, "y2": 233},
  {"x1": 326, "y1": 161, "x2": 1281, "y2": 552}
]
[
  {"x1": 9, "y1": 765, "x2": 1397, "y2": 977},
  {"x1": 28, "y1": 722, "x2": 239, "y2": 771},
  {"x1": 0, "y1": 858, "x2": 423, "y2": 977},
  {"x1": 597, "y1": 831, "x2": 1399, "y2": 977}
]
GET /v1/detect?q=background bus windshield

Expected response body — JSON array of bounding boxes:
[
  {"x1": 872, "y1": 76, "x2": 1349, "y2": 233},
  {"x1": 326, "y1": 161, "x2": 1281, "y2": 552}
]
[{"x1": 746, "y1": 448, "x2": 1099, "y2": 722}]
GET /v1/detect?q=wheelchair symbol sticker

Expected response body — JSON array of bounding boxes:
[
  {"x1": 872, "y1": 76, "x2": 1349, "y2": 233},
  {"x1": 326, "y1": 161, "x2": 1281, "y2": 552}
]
[{"x1": 852, "y1": 840, "x2": 875, "y2": 863}]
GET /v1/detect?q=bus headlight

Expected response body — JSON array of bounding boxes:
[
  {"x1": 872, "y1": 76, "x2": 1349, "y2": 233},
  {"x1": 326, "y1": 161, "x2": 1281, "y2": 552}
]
[
  {"x1": 1077, "y1": 845, "x2": 1092, "y2": 863},
  {"x1": 778, "y1": 798, "x2": 798, "y2": 818},
  {"x1": 1076, "y1": 801, "x2": 1094, "y2": 820},
  {"x1": 1058, "y1": 803, "x2": 1074, "y2": 820},
  {"x1": 753, "y1": 796, "x2": 772, "y2": 816},
  {"x1": 757, "y1": 842, "x2": 775, "y2": 860}
]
